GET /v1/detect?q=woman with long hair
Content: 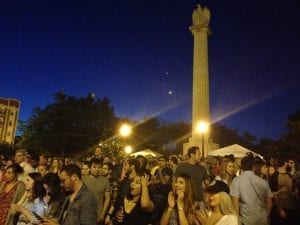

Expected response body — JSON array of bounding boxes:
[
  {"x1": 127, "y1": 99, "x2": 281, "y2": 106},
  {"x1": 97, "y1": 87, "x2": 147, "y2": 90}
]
[
  {"x1": 214, "y1": 160, "x2": 236, "y2": 186},
  {"x1": 195, "y1": 191, "x2": 238, "y2": 225},
  {"x1": 0, "y1": 164, "x2": 25, "y2": 225},
  {"x1": 49, "y1": 158, "x2": 62, "y2": 175},
  {"x1": 30, "y1": 173, "x2": 61, "y2": 218},
  {"x1": 160, "y1": 173, "x2": 196, "y2": 225},
  {"x1": 10, "y1": 172, "x2": 44, "y2": 225},
  {"x1": 111, "y1": 174, "x2": 154, "y2": 225}
]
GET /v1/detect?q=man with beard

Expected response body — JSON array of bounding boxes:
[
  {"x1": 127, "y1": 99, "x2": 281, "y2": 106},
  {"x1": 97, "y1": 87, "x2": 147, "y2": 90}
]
[
  {"x1": 82, "y1": 158, "x2": 110, "y2": 224},
  {"x1": 269, "y1": 157, "x2": 297, "y2": 225},
  {"x1": 42, "y1": 164, "x2": 97, "y2": 225}
]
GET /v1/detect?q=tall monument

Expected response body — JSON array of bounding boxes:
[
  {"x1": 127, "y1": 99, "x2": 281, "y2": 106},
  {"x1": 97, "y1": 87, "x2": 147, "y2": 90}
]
[{"x1": 183, "y1": 5, "x2": 217, "y2": 157}]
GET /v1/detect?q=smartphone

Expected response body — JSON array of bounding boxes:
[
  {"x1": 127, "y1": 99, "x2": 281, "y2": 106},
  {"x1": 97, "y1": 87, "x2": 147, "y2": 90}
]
[{"x1": 32, "y1": 211, "x2": 43, "y2": 221}]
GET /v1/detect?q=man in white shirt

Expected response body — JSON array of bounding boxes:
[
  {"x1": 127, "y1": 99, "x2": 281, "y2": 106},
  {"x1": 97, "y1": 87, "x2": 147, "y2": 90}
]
[{"x1": 15, "y1": 149, "x2": 35, "y2": 182}]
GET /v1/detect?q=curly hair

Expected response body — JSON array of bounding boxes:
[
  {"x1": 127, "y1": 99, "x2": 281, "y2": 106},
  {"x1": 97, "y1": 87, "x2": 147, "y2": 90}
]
[{"x1": 219, "y1": 159, "x2": 235, "y2": 185}]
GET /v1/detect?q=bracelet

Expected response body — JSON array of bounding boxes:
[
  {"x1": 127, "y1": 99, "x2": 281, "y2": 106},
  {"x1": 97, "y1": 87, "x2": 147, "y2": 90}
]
[{"x1": 167, "y1": 207, "x2": 174, "y2": 211}]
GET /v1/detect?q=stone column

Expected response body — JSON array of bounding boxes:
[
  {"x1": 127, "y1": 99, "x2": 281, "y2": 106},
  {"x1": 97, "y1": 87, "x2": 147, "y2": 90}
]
[{"x1": 183, "y1": 5, "x2": 214, "y2": 157}]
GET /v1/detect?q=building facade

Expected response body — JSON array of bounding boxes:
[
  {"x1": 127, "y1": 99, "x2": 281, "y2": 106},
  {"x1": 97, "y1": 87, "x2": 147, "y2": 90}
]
[{"x1": 0, "y1": 97, "x2": 20, "y2": 144}]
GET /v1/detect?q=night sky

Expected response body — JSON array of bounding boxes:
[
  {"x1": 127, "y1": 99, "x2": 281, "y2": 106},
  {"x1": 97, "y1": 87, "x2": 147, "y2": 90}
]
[{"x1": 1, "y1": 0, "x2": 299, "y2": 140}]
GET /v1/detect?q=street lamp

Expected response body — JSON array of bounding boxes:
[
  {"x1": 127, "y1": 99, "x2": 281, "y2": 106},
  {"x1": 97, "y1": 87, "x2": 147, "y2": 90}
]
[
  {"x1": 119, "y1": 124, "x2": 132, "y2": 137},
  {"x1": 119, "y1": 123, "x2": 132, "y2": 156},
  {"x1": 196, "y1": 121, "x2": 209, "y2": 158},
  {"x1": 124, "y1": 145, "x2": 133, "y2": 155}
]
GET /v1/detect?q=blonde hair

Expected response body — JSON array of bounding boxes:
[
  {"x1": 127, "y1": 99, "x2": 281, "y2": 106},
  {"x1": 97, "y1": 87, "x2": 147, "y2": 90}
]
[
  {"x1": 218, "y1": 192, "x2": 236, "y2": 215},
  {"x1": 15, "y1": 149, "x2": 28, "y2": 156},
  {"x1": 50, "y1": 157, "x2": 63, "y2": 172},
  {"x1": 219, "y1": 160, "x2": 235, "y2": 185}
]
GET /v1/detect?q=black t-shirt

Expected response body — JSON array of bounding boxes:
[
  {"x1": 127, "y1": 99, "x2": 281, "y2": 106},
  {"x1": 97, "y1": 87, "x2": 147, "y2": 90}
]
[{"x1": 113, "y1": 198, "x2": 152, "y2": 225}]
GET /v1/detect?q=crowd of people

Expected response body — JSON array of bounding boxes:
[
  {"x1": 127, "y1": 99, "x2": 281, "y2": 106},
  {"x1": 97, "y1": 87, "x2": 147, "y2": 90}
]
[{"x1": 0, "y1": 146, "x2": 299, "y2": 225}]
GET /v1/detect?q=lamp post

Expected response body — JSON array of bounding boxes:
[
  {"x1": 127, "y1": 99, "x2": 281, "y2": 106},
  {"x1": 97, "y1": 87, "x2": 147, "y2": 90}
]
[
  {"x1": 119, "y1": 123, "x2": 132, "y2": 155},
  {"x1": 124, "y1": 145, "x2": 133, "y2": 155},
  {"x1": 196, "y1": 121, "x2": 209, "y2": 158}
]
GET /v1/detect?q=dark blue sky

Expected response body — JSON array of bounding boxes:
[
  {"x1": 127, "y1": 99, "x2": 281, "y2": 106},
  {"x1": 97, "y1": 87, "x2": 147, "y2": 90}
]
[{"x1": 1, "y1": 0, "x2": 299, "y2": 139}]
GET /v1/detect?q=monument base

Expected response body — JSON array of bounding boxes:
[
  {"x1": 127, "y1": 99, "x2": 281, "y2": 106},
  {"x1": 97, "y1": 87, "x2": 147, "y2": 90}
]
[{"x1": 183, "y1": 137, "x2": 219, "y2": 158}]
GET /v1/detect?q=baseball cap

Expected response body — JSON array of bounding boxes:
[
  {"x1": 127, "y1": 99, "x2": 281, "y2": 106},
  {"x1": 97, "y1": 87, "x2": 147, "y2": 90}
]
[{"x1": 206, "y1": 180, "x2": 230, "y2": 194}]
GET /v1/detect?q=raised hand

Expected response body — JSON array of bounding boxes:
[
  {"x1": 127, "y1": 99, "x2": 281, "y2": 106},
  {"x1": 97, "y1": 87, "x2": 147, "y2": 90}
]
[
  {"x1": 141, "y1": 174, "x2": 150, "y2": 187},
  {"x1": 176, "y1": 189, "x2": 184, "y2": 201},
  {"x1": 167, "y1": 191, "x2": 175, "y2": 209}
]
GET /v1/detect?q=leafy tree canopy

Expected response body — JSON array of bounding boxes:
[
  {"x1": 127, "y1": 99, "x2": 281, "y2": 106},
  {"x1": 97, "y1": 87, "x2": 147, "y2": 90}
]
[
  {"x1": 18, "y1": 92, "x2": 117, "y2": 156},
  {"x1": 281, "y1": 110, "x2": 300, "y2": 155}
]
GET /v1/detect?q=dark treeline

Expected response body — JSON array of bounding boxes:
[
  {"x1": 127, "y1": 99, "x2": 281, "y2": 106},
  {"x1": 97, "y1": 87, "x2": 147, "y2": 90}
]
[{"x1": 1, "y1": 92, "x2": 299, "y2": 158}]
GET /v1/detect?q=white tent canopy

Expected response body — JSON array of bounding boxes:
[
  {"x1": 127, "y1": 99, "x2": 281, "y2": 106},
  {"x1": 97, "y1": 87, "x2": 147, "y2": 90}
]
[
  {"x1": 130, "y1": 149, "x2": 162, "y2": 158},
  {"x1": 208, "y1": 144, "x2": 261, "y2": 158}
]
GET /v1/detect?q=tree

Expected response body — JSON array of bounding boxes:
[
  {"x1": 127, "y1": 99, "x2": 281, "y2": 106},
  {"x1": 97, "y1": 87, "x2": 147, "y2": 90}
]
[
  {"x1": 158, "y1": 122, "x2": 191, "y2": 154},
  {"x1": 210, "y1": 123, "x2": 241, "y2": 147},
  {"x1": 281, "y1": 110, "x2": 300, "y2": 155},
  {"x1": 131, "y1": 117, "x2": 162, "y2": 151},
  {"x1": 19, "y1": 92, "x2": 117, "y2": 156},
  {"x1": 256, "y1": 137, "x2": 282, "y2": 157},
  {"x1": 0, "y1": 143, "x2": 14, "y2": 157}
]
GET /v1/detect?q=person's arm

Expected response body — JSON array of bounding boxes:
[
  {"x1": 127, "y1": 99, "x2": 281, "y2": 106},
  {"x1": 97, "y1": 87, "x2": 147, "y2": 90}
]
[
  {"x1": 105, "y1": 205, "x2": 115, "y2": 225},
  {"x1": 140, "y1": 175, "x2": 154, "y2": 212},
  {"x1": 231, "y1": 196, "x2": 240, "y2": 216},
  {"x1": 204, "y1": 178, "x2": 210, "y2": 188},
  {"x1": 99, "y1": 191, "x2": 111, "y2": 221},
  {"x1": 203, "y1": 166, "x2": 211, "y2": 188},
  {"x1": 10, "y1": 204, "x2": 42, "y2": 224},
  {"x1": 194, "y1": 210, "x2": 212, "y2": 225},
  {"x1": 42, "y1": 217, "x2": 60, "y2": 225},
  {"x1": 265, "y1": 197, "x2": 272, "y2": 218},
  {"x1": 272, "y1": 194, "x2": 286, "y2": 218},
  {"x1": 160, "y1": 207, "x2": 174, "y2": 225},
  {"x1": 177, "y1": 208, "x2": 189, "y2": 225},
  {"x1": 160, "y1": 191, "x2": 175, "y2": 225},
  {"x1": 176, "y1": 190, "x2": 189, "y2": 225}
]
